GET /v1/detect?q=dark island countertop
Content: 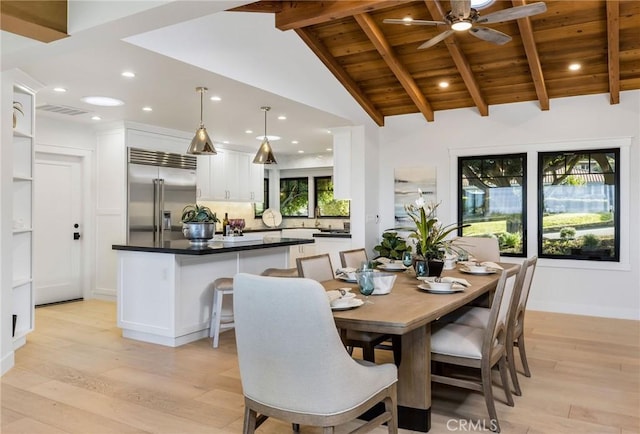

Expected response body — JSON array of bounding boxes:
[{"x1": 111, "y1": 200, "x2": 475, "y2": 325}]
[{"x1": 112, "y1": 237, "x2": 314, "y2": 256}]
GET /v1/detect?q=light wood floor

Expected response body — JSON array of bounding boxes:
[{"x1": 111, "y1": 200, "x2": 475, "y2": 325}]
[{"x1": 1, "y1": 300, "x2": 638, "y2": 433}]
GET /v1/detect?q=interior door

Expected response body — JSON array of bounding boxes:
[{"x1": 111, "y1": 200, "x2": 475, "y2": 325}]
[{"x1": 34, "y1": 153, "x2": 83, "y2": 305}]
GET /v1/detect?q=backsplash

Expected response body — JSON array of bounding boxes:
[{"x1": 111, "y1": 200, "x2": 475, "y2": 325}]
[{"x1": 198, "y1": 201, "x2": 349, "y2": 232}]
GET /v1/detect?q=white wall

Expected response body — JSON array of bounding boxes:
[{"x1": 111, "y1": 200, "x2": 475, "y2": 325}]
[{"x1": 379, "y1": 91, "x2": 640, "y2": 320}]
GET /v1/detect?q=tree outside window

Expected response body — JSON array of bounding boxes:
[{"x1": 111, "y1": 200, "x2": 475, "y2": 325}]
[
  {"x1": 538, "y1": 149, "x2": 619, "y2": 261},
  {"x1": 280, "y1": 177, "x2": 309, "y2": 217},
  {"x1": 458, "y1": 154, "x2": 526, "y2": 257},
  {"x1": 315, "y1": 176, "x2": 350, "y2": 217}
]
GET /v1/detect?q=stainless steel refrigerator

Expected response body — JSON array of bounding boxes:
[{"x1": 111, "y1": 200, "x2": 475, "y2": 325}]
[{"x1": 127, "y1": 148, "x2": 197, "y2": 244}]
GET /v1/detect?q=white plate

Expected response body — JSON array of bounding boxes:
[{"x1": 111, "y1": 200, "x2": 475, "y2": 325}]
[
  {"x1": 331, "y1": 298, "x2": 364, "y2": 310},
  {"x1": 327, "y1": 289, "x2": 356, "y2": 300},
  {"x1": 377, "y1": 263, "x2": 407, "y2": 271},
  {"x1": 337, "y1": 275, "x2": 357, "y2": 283},
  {"x1": 418, "y1": 283, "x2": 464, "y2": 294},
  {"x1": 262, "y1": 208, "x2": 282, "y2": 228},
  {"x1": 459, "y1": 266, "x2": 498, "y2": 275}
]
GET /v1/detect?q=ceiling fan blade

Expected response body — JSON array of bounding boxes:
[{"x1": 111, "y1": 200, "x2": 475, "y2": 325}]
[
  {"x1": 468, "y1": 26, "x2": 512, "y2": 45},
  {"x1": 383, "y1": 18, "x2": 445, "y2": 26},
  {"x1": 418, "y1": 29, "x2": 455, "y2": 49},
  {"x1": 477, "y1": 1, "x2": 547, "y2": 24},
  {"x1": 450, "y1": 0, "x2": 471, "y2": 19}
]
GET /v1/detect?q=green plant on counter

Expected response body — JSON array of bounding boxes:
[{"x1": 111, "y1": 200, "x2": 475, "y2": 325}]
[
  {"x1": 373, "y1": 231, "x2": 408, "y2": 260},
  {"x1": 181, "y1": 204, "x2": 219, "y2": 223}
]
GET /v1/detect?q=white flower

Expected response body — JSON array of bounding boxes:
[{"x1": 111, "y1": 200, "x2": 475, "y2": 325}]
[{"x1": 415, "y1": 188, "x2": 426, "y2": 208}]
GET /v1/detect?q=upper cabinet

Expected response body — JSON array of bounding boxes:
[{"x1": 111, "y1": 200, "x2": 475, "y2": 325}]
[{"x1": 197, "y1": 149, "x2": 264, "y2": 202}]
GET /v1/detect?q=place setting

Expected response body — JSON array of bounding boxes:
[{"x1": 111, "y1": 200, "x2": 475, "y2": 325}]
[
  {"x1": 458, "y1": 261, "x2": 502, "y2": 275},
  {"x1": 327, "y1": 288, "x2": 364, "y2": 310},
  {"x1": 417, "y1": 277, "x2": 467, "y2": 294}
]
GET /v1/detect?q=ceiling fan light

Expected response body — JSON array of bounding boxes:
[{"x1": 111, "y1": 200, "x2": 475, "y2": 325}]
[
  {"x1": 187, "y1": 87, "x2": 217, "y2": 155},
  {"x1": 451, "y1": 21, "x2": 472, "y2": 31}
]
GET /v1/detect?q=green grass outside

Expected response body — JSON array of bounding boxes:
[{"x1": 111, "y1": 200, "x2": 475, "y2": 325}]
[{"x1": 464, "y1": 212, "x2": 613, "y2": 236}]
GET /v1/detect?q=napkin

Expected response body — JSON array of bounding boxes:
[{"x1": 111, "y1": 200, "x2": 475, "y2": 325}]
[
  {"x1": 440, "y1": 276, "x2": 471, "y2": 287},
  {"x1": 374, "y1": 257, "x2": 391, "y2": 264},
  {"x1": 480, "y1": 261, "x2": 503, "y2": 270},
  {"x1": 326, "y1": 289, "x2": 354, "y2": 303},
  {"x1": 372, "y1": 273, "x2": 397, "y2": 295}
]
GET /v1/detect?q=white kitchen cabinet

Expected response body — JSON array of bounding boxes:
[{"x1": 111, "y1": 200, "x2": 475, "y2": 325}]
[
  {"x1": 313, "y1": 236, "x2": 353, "y2": 270},
  {"x1": 281, "y1": 228, "x2": 319, "y2": 267},
  {"x1": 197, "y1": 149, "x2": 264, "y2": 202}
]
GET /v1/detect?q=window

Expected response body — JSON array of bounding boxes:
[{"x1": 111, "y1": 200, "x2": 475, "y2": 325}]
[
  {"x1": 458, "y1": 154, "x2": 527, "y2": 257},
  {"x1": 254, "y1": 178, "x2": 269, "y2": 218},
  {"x1": 280, "y1": 177, "x2": 309, "y2": 217},
  {"x1": 314, "y1": 176, "x2": 350, "y2": 217},
  {"x1": 538, "y1": 149, "x2": 619, "y2": 261}
]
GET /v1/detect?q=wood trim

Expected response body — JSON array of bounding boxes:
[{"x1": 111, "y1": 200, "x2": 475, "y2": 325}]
[
  {"x1": 424, "y1": 0, "x2": 488, "y2": 117},
  {"x1": 294, "y1": 27, "x2": 385, "y2": 126},
  {"x1": 0, "y1": 0, "x2": 67, "y2": 43},
  {"x1": 273, "y1": 0, "x2": 410, "y2": 31},
  {"x1": 606, "y1": 0, "x2": 620, "y2": 105},
  {"x1": 354, "y1": 13, "x2": 435, "y2": 122},
  {"x1": 512, "y1": 0, "x2": 549, "y2": 111}
]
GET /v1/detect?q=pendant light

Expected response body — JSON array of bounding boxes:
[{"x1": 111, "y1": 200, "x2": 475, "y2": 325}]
[
  {"x1": 187, "y1": 87, "x2": 217, "y2": 155},
  {"x1": 253, "y1": 106, "x2": 277, "y2": 164}
]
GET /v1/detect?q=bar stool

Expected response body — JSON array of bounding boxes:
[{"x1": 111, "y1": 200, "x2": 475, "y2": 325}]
[{"x1": 209, "y1": 277, "x2": 234, "y2": 348}]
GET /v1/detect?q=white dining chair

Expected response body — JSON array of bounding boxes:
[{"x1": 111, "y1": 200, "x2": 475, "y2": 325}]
[
  {"x1": 453, "y1": 236, "x2": 501, "y2": 262},
  {"x1": 233, "y1": 273, "x2": 398, "y2": 434},
  {"x1": 296, "y1": 254, "x2": 335, "y2": 282},
  {"x1": 339, "y1": 248, "x2": 368, "y2": 269}
]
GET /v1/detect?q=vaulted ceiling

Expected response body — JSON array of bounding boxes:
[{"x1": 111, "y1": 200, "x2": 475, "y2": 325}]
[{"x1": 233, "y1": 0, "x2": 640, "y2": 125}]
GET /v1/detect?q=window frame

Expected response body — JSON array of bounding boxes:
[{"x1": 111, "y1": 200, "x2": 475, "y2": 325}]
[
  {"x1": 537, "y1": 148, "x2": 620, "y2": 262},
  {"x1": 313, "y1": 175, "x2": 350, "y2": 218},
  {"x1": 457, "y1": 153, "x2": 528, "y2": 258},
  {"x1": 253, "y1": 178, "x2": 269, "y2": 218}
]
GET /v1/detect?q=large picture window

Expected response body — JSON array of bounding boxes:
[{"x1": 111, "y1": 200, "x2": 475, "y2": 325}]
[
  {"x1": 314, "y1": 176, "x2": 350, "y2": 217},
  {"x1": 458, "y1": 154, "x2": 526, "y2": 257},
  {"x1": 538, "y1": 149, "x2": 619, "y2": 261},
  {"x1": 280, "y1": 177, "x2": 309, "y2": 217}
]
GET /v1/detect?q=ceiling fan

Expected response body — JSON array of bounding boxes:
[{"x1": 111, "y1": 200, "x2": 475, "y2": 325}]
[{"x1": 383, "y1": 0, "x2": 547, "y2": 49}]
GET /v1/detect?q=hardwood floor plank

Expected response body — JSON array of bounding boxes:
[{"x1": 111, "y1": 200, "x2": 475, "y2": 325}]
[{"x1": 1, "y1": 302, "x2": 638, "y2": 434}]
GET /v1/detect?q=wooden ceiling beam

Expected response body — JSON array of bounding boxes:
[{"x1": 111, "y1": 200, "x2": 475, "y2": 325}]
[
  {"x1": 512, "y1": 0, "x2": 549, "y2": 110},
  {"x1": 0, "y1": 0, "x2": 67, "y2": 43},
  {"x1": 274, "y1": 1, "x2": 410, "y2": 31},
  {"x1": 294, "y1": 27, "x2": 385, "y2": 126},
  {"x1": 424, "y1": 0, "x2": 488, "y2": 116},
  {"x1": 354, "y1": 13, "x2": 434, "y2": 122},
  {"x1": 606, "y1": 0, "x2": 620, "y2": 104}
]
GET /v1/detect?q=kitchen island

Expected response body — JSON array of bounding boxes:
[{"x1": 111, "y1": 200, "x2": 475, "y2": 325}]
[{"x1": 112, "y1": 236, "x2": 313, "y2": 347}]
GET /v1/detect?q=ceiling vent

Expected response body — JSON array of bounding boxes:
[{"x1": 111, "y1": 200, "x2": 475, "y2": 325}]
[{"x1": 36, "y1": 104, "x2": 89, "y2": 116}]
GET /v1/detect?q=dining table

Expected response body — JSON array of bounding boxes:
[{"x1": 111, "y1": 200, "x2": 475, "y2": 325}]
[{"x1": 323, "y1": 262, "x2": 520, "y2": 432}]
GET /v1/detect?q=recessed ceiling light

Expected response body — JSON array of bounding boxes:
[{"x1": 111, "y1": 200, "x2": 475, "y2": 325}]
[
  {"x1": 91, "y1": 115, "x2": 101, "y2": 121},
  {"x1": 255, "y1": 135, "x2": 281, "y2": 141},
  {"x1": 245, "y1": 129, "x2": 253, "y2": 134},
  {"x1": 142, "y1": 106, "x2": 152, "y2": 112},
  {"x1": 121, "y1": 71, "x2": 136, "y2": 78},
  {"x1": 327, "y1": 130, "x2": 332, "y2": 134},
  {"x1": 81, "y1": 96, "x2": 124, "y2": 107},
  {"x1": 53, "y1": 87, "x2": 67, "y2": 93},
  {"x1": 326, "y1": 148, "x2": 332, "y2": 152},
  {"x1": 297, "y1": 150, "x2": 305, "y2": 154},
  {"x1": 210, "y1": 96, "x2": 221, "y2": 101},
  {"x1": 439, "y1": 81, "x2": 449, "y2": 88},
  {"x1": 278, "y1": 115, "x2": 287, "y2": 120},
  {"x1": 291, "y1": 140, "x2": 299, "y2": 144},
  {"x1": 568, "y1": 63, "x2": 581, "y2": 71},
  {"x1": 223, "y1": 140, "x2": 229, "y2": 144}
]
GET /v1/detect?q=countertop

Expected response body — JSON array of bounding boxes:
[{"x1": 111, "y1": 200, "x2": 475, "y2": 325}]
[
  {"x1": 112, "y1": 237, "x2": 314, "y2": 256},
  {"x1": 313, "y1": 232, "x2": 352, "y2": 239}
]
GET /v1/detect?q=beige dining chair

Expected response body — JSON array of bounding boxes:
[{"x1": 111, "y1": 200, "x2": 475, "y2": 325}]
[
  {"x1": 452, "y1": 236, "x2": 501, "y2": 262},
  {"x1": 339, "y1": 248, "x2": 368, "y2": 269},
  {"x1": 261, "y1": 267, "x2": 299, "y2": 278},
  {"x1": 297, "y1": 253, "x2": 398, "y2": 365},
  {"x1": 443, "y1": 256, "x2": 537, "y2": 396},
  {"x1": 233, "y1": 273, "x2": 398, "y2": 434},
  {"x1": 431, "y1": 269, "x2": 518, "y2": 433}
]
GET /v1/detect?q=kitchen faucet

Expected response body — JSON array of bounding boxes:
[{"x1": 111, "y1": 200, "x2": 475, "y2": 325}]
[{"x1": 314, "y1": 207, "x2": 321, "y2": 227}]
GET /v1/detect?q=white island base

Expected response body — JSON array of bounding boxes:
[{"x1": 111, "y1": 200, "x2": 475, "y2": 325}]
[{"x1": 116, "y1": 245, "x2": 291, "y2": 347}]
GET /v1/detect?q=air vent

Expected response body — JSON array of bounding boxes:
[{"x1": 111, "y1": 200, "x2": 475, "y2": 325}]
[{"x1": 37, "y1": 104, "x2": 89, "y2": 116}]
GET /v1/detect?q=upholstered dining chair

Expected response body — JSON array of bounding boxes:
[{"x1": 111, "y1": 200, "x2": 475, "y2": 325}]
[
  {"x1": 452, "y1": 236, "x2": 501, "y2": 262},
  {"x1": 339, "y1": 248, "x2": 369, "y2": 269},
  {"x1": 443, "y1": 256, "x2": 538, "y2": 396},
  {"x1": 233, "y1": 273, "x2": 398, "y2": 434},
  {"x1": 260, "y1": 267, "x2": 299, "y2": 278},
  {"x1": 430, "y1": 269, "x2": 518, "y2": 433},
  {"x1": 296, "y1": 253, "x2": 398, "y2": 365}
]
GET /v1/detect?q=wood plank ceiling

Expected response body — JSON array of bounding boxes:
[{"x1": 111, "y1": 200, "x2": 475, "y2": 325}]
[{"x1": 233, "y1": 1, "x2": 640, "y2": 126}]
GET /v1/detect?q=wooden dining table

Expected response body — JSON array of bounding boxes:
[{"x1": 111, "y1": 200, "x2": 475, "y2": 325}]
[{"x1": 323, "y1": 262, "x2": 519, "y2": 432}]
